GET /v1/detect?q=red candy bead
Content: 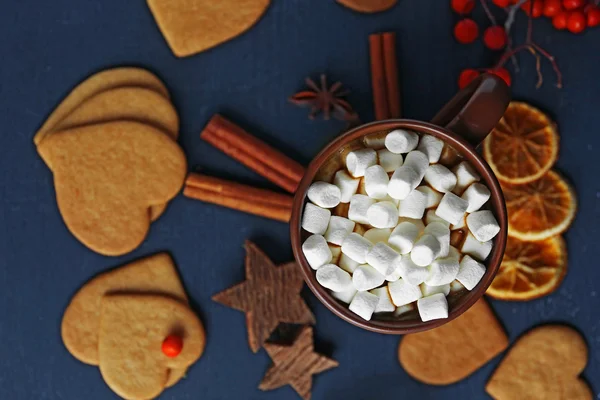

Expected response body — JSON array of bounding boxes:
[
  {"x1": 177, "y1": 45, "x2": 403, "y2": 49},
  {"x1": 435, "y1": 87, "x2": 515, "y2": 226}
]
[
  {"x1": 562, "y1": 0, "x2": 585, "y2": 11},
  {"x1": 587, "y1": 7, "x2": 600, "y2": 27},
  {"x1": 567, "y1": 10, "x2": 587, "y2": 33},
  {"x1": 452, "y1": 0, "x2": 476, "y2": 14},
  {"x1": 489, "y1": 68, "x2": 512, "y2": 87},
  {"x1": 458, "y1": 69, "x2": 480, "y2": 89},
  {"x1": 521, "y1": 0, "x2": 544, "y2": 17},
  {"x1": 552, "y1": 11, "x2": 569, "y2": 29},
  {"x1": 492, "y1": 0, "x2": 511, "y2": 7},
  {"x1": 162, "y1": 335, "x2": 183, "y2": 358},
  {"x1": 454, "y1": 19, "x2": 479, "y2": 44},
  {"x1": 543, "y1": 0, "x2": 563, "y2": 17},
  {"x1": 483, "y1": 26, "x2": 507, "y2": 50}
]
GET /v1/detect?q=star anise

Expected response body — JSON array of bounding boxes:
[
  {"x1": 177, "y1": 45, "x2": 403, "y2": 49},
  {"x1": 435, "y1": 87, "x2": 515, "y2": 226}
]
[{"x1": 289, "y1": 74, "x2": 359, "y2": 124}]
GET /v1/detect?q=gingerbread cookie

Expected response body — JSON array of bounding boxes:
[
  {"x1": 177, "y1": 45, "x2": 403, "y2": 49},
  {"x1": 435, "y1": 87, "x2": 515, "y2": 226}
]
[
  {"x1": 61, "y1": 253, "x2": 191, "y2": 388},
  {"x1": 38, "y1": 121, "x2": 187, "y2": 255},
  {"x1": 486, "y1": 325, "x2": 592, "y2": 400},
  {"x1": 98, "y1": 294, "x2": 205, "y2": 400},
  {"x1": 399, "y1": 299, "x2": 509, "y2": 385},
  {"x1": 147, "y1": 0, "x2": 271, "y2": 57},
  {"x1": 34, "y1": 67, "x2": 169, "y2": 145}
]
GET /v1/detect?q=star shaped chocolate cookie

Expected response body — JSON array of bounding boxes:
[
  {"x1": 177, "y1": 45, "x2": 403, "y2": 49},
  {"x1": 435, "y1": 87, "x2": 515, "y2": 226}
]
[{"x1": 212, "y1": 241, "x2": 315, "y2": 352}]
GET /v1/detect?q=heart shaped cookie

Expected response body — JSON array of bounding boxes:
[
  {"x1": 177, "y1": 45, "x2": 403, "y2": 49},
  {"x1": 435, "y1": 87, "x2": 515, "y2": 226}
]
[
  {"x1": 486, "y1": 325, "x2": 592, "y2": 400},
  {"x1": 61, "y1": 253, "x2": 195, "y2": 388},
  {"x1": 147, "y1": 0, "x2": 271, "y2": 57},
  {"x1": 38, "y1": 121, "x2": 187, "y2": 256},
  {"x1": 399, "y1": 299, "x2": 508, "y2": 385},
  {"x1": 98, "y1": 294, "x2": 205, "y2": 400}
]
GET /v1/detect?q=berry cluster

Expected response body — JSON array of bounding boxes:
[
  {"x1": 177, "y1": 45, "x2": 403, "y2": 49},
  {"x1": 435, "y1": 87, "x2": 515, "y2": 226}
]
[{"x1": 518, "y1": 0, "x2": 600, "y2": 33}]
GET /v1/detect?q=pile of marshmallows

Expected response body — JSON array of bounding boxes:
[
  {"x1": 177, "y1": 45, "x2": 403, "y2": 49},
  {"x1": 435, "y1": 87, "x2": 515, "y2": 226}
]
[{"x1": 301, "y1": 129, "x2": 500, "y2": 322}]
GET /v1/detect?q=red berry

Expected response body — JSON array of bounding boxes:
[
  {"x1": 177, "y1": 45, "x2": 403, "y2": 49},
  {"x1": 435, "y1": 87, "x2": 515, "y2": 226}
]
[
  {"x1": 458, "y1": 69, "x2": 480, "y2": 89},
  {"x1": 483, "y1": 26, "x2": 507, "y2": 50},
  {"x1": 521, "y1": 0, "x2": 544, "y2": 17},
  {"x1": 492, "y1": 0, "x2": 511, "y2": 7},
  {"x1": 563, "y1": 0, "x2": 585, "y2": 11},
  {"x1": 587, "y1": 7, "x2": 600, "y2": 27},
  {"x1": 543, "y1": 0, "x2": 563, "y2": 17},
  {"x1": 454, "y1": 19, "x2": 479, "y2": 44},
  {"x1": 452, "y1": 0, "x2": 476, "y2": 14},
  {"x1": 567, "y1": 10, "x2": 587, "y2": 33},
  {"x1": 162, "y1": 335, "x2": 183, "y2": 358},
  {"x1": 489, "y1": 68, "x2": 512, "y2": 87},
  {"x1": 552, "y1": 11, "x2": 569, "y2": 29}
]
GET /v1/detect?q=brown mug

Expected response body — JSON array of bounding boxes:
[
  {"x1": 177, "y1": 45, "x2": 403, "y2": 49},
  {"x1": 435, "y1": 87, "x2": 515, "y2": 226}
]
[{"x1": 290, "y1": 74, "x2": 511, "y2": 334}]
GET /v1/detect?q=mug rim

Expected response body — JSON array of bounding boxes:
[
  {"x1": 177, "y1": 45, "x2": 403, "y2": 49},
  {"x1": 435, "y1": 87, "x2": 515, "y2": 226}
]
[{"x1": 290, "y1": 118, "x2": 508, "y2": 334}]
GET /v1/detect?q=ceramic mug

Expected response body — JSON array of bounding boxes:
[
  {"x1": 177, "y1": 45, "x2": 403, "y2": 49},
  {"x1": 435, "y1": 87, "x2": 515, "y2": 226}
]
[{"x1": 290, "y1": 74, "x2": 511, "y2": 334}]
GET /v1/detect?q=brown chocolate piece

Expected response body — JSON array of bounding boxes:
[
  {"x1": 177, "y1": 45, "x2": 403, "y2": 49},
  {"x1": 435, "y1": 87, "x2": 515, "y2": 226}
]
[
  {"x1": 259, "y1": 326, "x2": 338, "y2": 400},
  {"x1": 212, "y1": 241, "x2": 315, "y2": 352}
]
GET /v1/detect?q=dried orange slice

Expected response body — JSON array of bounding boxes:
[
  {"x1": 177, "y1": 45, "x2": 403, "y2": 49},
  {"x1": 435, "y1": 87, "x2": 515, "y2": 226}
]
[
  {"x1": 484, "y1": 101, "x2": 559, "y2": 184},
  {"x1": 503, "y1": 170, "x2": 576, "y2": 241},
  {"x1": 487, "y1": 236, "x2": 567, "y2": 300}
]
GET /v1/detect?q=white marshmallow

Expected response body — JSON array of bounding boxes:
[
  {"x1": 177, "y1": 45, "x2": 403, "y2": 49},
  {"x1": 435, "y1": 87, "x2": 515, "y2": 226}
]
[
  {"x1": 461, "y1": 232, "x2": 492, "y2": 261},
  {"x1": 364, "y1": 134, "x2": 386, "y2": 149},
  {"x1": 385, "y1": 129, "x2": 419, "y2": 154},
  {"x1": 329, "y1": 244, "x2": 342, "y2": 264},
  {"x1": 388, "y1": 221, "x2": 420, "y2": 254},
  {"x1": 339, "y1": 253, "x2": 360, "y2": 273},
  {"x1": 346, "y1": 148, "x2": 377, "y2": 177},
  {"x1": 377, "y1": 149, "x2": 403, "y2": 172},
  {"x1": 457, "y1": 255, "x2": 486, "y2": 290},
  {"x1": 450, "y1": 280, "x2": 465, "y2": 292},
  {"x1": 417, "y1": 186, "x2": 443, "y2": 208},
  {"x1": 363, "y1": 228, "x2": 392, "y2": 244},
  {"x1": 367, "y1": 201, "x2": 399, "y2": 229},
  {"x1": 364, "y1": 165, "x2": 390, "y2": 199},
  {"x1": 352, "y1": 264, "x2": 386, "y2": 291},
  {"x1": 398, "y1": 217, "x2": 425, "y2": 233},
  {"x1": 424, "y1": 222, "x2": 451, "y2": 258},
  {"x1": 385, "y1": 264, "x2": 402, "y2": 282},
  {"x1": 467, "y1": 210, "x2": 500, "y2": 242},
  {"x1": 417, "y1": 293, "x2": 448, "y2": 321},
  {"x1": 403, "y1": 150, "x2": 430, "y2": 179},
  {"x1": 436, "y1": 192, "x2": 468, "y2": 225},
  {"x1": 388, "y1": 166, "x2": 421, "y2": 200},
  {"x1": 394, "y1": 303, "x2": 414, "y2": 316},
  {"x1": 348, "y1": 291, "x2": 379, "y2": 321},
  {"x1": 331, "y1": 287, "x2": 357, "y2": 304},
  {"x1": 316, "y1": 264, "x2": 353, "y2": 292},
  {"x1": 370, "y1": 286, "x2": 396, "y2": 313},
  {"x1": 425, "y1": 255, "x2": 460, "y2": 286},
  {"x1": 341, "y1": 232, "x2": 373, "y2": 264},
  {"x1": 302, "y1": 235, "x2": 332, "y2": 270},
  {"x1": 410, "y1": 234, "x2": 441, "y2": 266},
  {"x1": 447, "y1": 245, "x2": 461, "y2": 260},
  {"x1": 398, "y1": 189, "x2": 426, "y2": 219},
  {"x1": 461, "y1": 183, "x2": 491, "y2": 212},
  {"x1": 380, "y1": 195, "x2": 400, "y2": 206},
  {"x1": 307, "y1": 181, "x2": 342, "y2": 208},
  {"x1": 388, "y1": 278, "x2": 423, "y2": 306},
  {"x1": 366, "y1": 242, "x2": 401, "y2": 276},
  {"x1": 425, "y1": 209, "x2": 450, "y2": 227},
  {"x1": 397, "y1": 257, "x2": 429, "y2": 286},
  {"x1": 417, "y1": 134, "x2": 444, "y2": 163},
  {"x1": 451, "y1": 215, "x2": 467, "y2": 230},
  {"x1": 324, "y1": 216, "x2": 355, "y2": 246},
  {"x1": 334, "y1": 170, "x2": 360, "y2": 203},
  {"x1": 424, "y1": 164, "x2": 457, "y2": 193},
  {"x1": 302, "y1": 203, "x2": 331, "y2": 235},
  {"x1": 452, "y1": 161, "x2": 480, "y2": 194},
  {"x1": 420, "y1": 283, "x2": 451, "y2": 297},
  {"x1": 348, "y1": 194, "x2": 376, "y2": 224}
]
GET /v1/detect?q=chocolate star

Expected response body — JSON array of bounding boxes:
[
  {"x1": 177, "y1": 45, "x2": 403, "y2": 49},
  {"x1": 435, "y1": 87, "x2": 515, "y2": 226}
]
[
  {"x1": 212, "y1": 241, "x2": 315, "y2": 352},
  {"x1": 259, "y1": 326, "x2": 338, "y2": 400}
]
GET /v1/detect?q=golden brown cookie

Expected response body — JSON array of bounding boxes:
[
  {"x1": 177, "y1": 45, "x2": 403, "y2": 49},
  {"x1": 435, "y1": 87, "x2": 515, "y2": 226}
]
[
  {"x1": 34, "y1": 67, "x2": 169, "y2": 145},
  {"x1": 37, "y1": 121, "x2": 187, "y2": 256},
  {"x1": 399, "y1": 299, "x2": 509, "y2": 385},
  {"x1": 147, "y1": 0, "x2": 271, "y2": 57},
  {"x1": 486, "y1": 325, "x2": 592, "y2": 400},
  {"x1": 61, "y1": 253, "x2": 189, "y2": 387},
  {"x1": 98, "y1": 294, "x2": 205, "y2": 400},
  {"x1": 336, "y1": 0, "x2": 397, "y2": 13}
]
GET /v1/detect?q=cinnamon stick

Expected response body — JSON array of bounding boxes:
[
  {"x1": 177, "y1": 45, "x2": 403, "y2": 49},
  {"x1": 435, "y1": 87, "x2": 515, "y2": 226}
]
[
  {"x1": 200, "y1": 115, "x2": 305, "y2": 193},
  {"x1": 369, "y1": 32, "x2": 401, "y2": 120},
  {"x1": 183, "y1": 173, "x2": 293, "y2": 222}
]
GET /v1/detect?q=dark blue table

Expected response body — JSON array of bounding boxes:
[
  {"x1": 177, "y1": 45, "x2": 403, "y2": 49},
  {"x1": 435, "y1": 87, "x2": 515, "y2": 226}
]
[{"x1": 1, "y1": 1, "x2": 599, "y2": 399}]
